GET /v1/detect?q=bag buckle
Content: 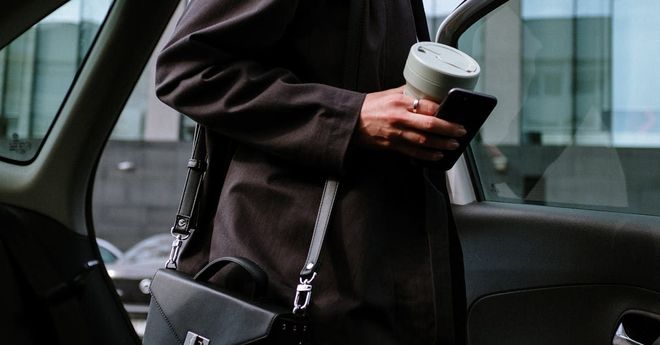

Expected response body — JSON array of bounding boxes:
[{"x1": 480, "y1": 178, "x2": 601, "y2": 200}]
[
  {"x1": 166, "y1": 232, "x2": 189, "y2": 269},
  {"x1": 292, "y1": 273, "x2": 316, "y2": 315}
]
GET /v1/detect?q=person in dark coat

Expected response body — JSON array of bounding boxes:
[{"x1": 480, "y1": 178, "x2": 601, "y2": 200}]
[{"x1": 155, "y1": 0, "x2": 467, "y2": 344}]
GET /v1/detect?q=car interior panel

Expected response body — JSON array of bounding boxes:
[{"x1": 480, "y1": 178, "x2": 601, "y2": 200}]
[
  {"x1": 0, "y1": 204, "x2": 138, "y2": 345},
  {"x1": 453, "y1": 202, "x2": 660, "y2": 344}
]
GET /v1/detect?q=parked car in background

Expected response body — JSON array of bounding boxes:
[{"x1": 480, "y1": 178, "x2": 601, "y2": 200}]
[
  {"x1": 105, "y1": 234, "x2": 171, "y2": 337},
  {"x1": 96, "y1": 238, "x2": 123, "y2": 264}
]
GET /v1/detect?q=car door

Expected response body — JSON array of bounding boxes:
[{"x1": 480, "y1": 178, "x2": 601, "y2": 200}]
[
  {"x1": 0, "y1": 0, "x2": 179, "y2": 344},
  {"x1": 435, "y1": 0, "x2": 660, "y2": 344}
]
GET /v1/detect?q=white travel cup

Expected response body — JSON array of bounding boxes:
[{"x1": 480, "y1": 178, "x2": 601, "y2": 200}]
[{"x1": 403, "y1": 42, "x2": 481, "y2": 103}]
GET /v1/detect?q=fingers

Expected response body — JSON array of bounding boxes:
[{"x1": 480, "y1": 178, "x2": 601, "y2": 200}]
[
  {"x1": 375, "y1": 124, "x2": 460, "y2": 151},
  {"x1": 395, "y1": 112, "x2": 467, "y2": 137},
  {"x1": 389, "y1": 85, "x2": 405, "y2": 94},
  {"x1": 392, "y1": 144, "x2": 444, "y2": 161},
  {"x1": 357, "y1": 86, "x2": 468, "y2": 161},
  {"x1": 383, "y1": 88, "x2": 440, "y2": 117},
  {"x1": 372, "y1": 128, "x2": 459, "y2": 161},
  {"x1": 407, "y1": 98, "x2": 440, "y2": 116},
  {"x1": 399, "y1": 95, "x2": 465, "y2": 137},
  {"x1": 370, "y1": 137, "x2": 444, "y2": 161},
  {"x1": 397, "y1": 129, "x2": 460, "y2": 151}
]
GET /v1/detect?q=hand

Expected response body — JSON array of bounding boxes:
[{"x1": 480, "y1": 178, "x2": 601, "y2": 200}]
[{"x1": 355, "y1": 86, "x2": 467, "y2": 161}]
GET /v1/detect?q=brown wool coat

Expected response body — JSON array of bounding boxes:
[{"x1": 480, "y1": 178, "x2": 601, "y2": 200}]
[{"x1": 155, "y1": 0, "x2": 457, "y2": 344}]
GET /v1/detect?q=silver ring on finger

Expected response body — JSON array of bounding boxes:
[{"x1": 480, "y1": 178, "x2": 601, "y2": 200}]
[{"x1": 412, "y1": 98, "x2": 420, "y2": 113}]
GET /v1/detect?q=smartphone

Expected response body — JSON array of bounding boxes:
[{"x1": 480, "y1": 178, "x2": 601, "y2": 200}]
[{"x1": 424, "y1": 88, "x2": 497, "y2": 171}]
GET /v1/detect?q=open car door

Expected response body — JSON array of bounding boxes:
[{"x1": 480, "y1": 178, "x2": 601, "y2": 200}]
[
  {"x1": 0, "y1": 0, "x2": 179, "y2": 343},
  {"x1": 443, "y1": 0, "x2": 660, "y2": 344}
]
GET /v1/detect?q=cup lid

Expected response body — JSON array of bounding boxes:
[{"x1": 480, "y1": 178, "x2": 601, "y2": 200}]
[{"x1": 407, "y1": 42, "x2": 480, "y2": 82}]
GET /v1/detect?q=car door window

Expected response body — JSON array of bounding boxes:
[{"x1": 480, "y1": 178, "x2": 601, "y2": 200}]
[
  {"x1": 92, "y1": 4, "x2": 188, "y2": 337},
  {"x1": 454, "y1": 0, "x2": 660, "y2": 216},
  {"x1": 0, "y1": 0, "x2": 113, "y2": 162}
]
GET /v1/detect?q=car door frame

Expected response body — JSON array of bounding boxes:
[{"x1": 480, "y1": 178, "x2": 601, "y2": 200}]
[{"x1": 0, "y1": 0, "x2": 180, "y2": 343}]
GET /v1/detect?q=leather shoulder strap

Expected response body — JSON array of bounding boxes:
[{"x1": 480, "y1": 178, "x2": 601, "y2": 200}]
[
  {"x1": 299, "y1": 178, "x2": 339, "y2": 279},
  {"x1": 411, "y1": 0, "x2": 431, "y2": 41},
  {"x1": 292, "y1": 178, "x2": 339, "y2": 315},
  {"x1": 166, "y1": 125, "x2": 207, "y2": 269},
  {"x1": 172, "y1": 125, "x2": 207, "y2": 238}
]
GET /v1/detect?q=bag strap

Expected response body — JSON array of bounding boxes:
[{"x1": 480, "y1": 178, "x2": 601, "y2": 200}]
[
  {"x1": 166, "y1": 0, "x2": 351, "y2": 317},
  {"x1": 292, "y1": 178, "x2": 339, "y2": 315},
  {"x1": 164, "y1": 124, "x2": 340, "y2": 316},
  {"x1": 166, "y1": 125, "x2": 207, "y2": 269},
  {"x1": 292, "y1": 0, "x2": 364, "y2": 316},
  {"x1": 411, "y1": 0, "x2": 431, "y2": 41},
  {"x1": 173, "y1": 125, "x2": 207, "y2": 237},
  {"x1": 298, "y1": 178, "x2": 339, "y2": 279}
]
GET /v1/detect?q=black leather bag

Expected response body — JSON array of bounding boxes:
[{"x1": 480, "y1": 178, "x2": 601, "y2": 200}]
[
  {"x1": 144, "y1": 258, "x2": 311, "y2": 345},
  {"x1": 143, "y1": 126, "x2": 338, "y2": 345}
]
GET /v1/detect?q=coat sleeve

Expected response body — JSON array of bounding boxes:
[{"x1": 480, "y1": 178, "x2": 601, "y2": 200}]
[{"x1": 155, "y1": 0, "x2": 365, "y2": 175}]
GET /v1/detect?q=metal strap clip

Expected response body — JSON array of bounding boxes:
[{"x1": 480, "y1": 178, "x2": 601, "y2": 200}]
[
  {"x1": 292, "y1": 272, "x2": 317, "y2": 315},
  {"x1": 166, "y1": 232, "x2": 190, "y2": 269}
]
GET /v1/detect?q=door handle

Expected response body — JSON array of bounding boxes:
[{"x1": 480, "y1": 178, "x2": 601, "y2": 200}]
[
  {"x1": 613, "y1": 311, "x2": 660, "y2": 345},
  {"x1": 614, "y1": 323, "x2": 644, "y2": 345}
]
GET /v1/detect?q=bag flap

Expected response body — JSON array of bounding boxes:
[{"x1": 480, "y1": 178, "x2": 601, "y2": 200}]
[{"x1": 147, "y1": 268, "x2": 285, "y2": 345}]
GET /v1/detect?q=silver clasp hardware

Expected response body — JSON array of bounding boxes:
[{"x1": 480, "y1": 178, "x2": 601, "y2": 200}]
[
  {"x1": 166, "y1": 233, "x2": 189, "y2": 269},
  {"x1": 184, "y1": 331, "x2": 210, "y2": 345},
  {"x1": 293, "y1": 283, "x2": 312, "y2": 315},
  {"x1": 292, "y1": 273, "x2": 317, "y2": 315}
]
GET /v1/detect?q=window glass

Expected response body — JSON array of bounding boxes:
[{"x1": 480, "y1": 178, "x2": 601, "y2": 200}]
[
  {"x1": 93, "y1": 4, "x2": 187, "y2": 338},
  {"x1": 453, "y1": 0, "x2": 660, "y2": 216},
  {"x1": 0, "y1": 0, "x2": 113, "y2": 162}
]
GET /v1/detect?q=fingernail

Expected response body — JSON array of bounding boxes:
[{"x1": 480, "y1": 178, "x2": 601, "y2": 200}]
[
  {"x1": 449, "y1": 140, "x2": 460, "y2": 149},
  {"x1": 457, "y1": 127, "x2": 467, "y2": 136},
  {"x1": 433, "y1": 152, "x2": 444, "y2": 160}
]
